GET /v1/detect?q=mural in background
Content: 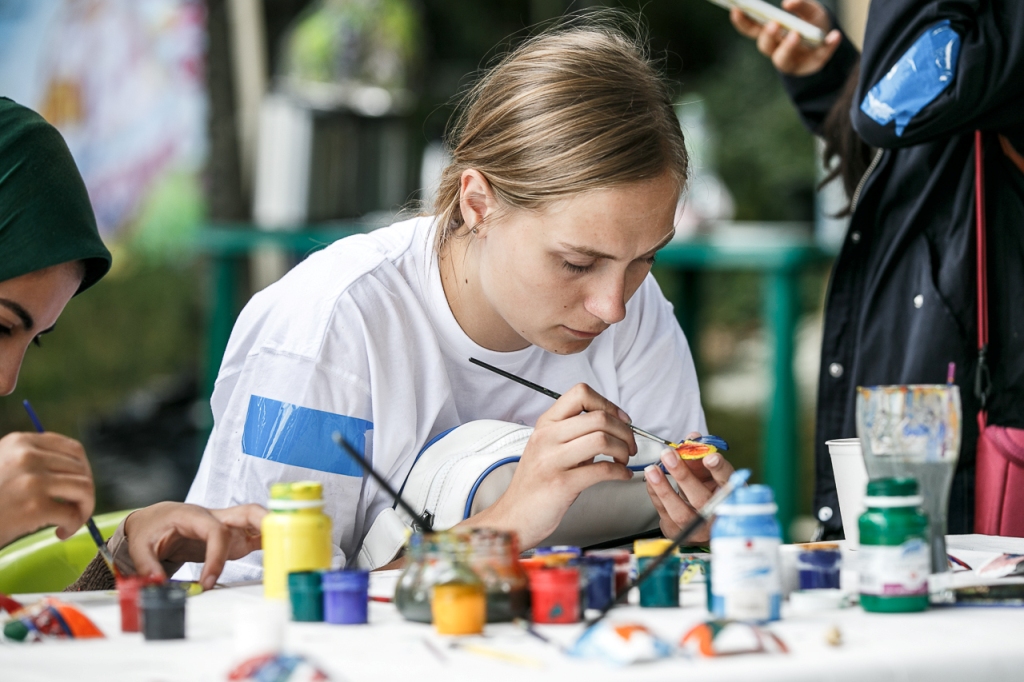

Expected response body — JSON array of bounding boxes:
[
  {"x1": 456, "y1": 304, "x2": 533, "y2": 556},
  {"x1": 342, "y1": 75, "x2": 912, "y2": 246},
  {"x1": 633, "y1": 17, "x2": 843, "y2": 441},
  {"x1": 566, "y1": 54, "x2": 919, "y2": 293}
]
[{"x1": 0, "y1": 0, "x2": 207, "y2": 248}]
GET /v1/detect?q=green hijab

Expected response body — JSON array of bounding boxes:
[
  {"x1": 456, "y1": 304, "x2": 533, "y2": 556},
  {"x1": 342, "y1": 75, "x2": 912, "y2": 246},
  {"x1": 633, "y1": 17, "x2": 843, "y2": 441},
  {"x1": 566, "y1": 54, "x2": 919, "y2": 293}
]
[{"x1": 0, "y1": 97, "x2": 111, "y2": 293}]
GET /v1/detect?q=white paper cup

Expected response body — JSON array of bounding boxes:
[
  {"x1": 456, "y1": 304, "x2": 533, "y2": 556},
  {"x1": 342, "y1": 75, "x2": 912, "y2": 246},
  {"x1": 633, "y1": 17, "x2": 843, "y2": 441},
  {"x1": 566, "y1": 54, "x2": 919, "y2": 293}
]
[{"x1": 827, "y1": 438, "x2": 869, "y2": 546}]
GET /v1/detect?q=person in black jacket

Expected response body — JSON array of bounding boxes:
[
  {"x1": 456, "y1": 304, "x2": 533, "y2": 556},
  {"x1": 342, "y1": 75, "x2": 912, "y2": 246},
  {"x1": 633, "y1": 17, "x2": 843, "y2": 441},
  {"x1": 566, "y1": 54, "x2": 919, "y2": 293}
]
[{"x1": 731, "y1": 0, "x2": 1024, "y2": 537}]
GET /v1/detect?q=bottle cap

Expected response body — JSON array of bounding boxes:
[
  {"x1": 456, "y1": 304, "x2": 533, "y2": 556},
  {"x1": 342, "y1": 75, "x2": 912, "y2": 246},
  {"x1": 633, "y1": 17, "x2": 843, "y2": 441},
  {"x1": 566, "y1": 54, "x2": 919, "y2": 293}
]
[
  {"x1": 270, "y1": 481, "x2": 323, "y2": 500},
  {"x1": 586, "y1": 548, "x2": 631, "y2": 565},
  {"x1": 322, "y1": 569, "x2": 369, "y2": 590},
  {"x1": 535, "y1": 545, "x2": 581, "y2": 557},
  {"x1": 529, "y1": 567, "x2": 579, "y2": 589},
  {"x1": 717, "y1": 484, "x2": 778, "y2": 515},
  {"x1": 269, "y1": 481, "x2": 324, "y2": 510},
  {"x1": 582, "y1": 555, "x2": 616, "y2": 569},
  {"x1": 865, "y1": 477, "x2": 919, "y2": 497},
  {"x1": 634, "y1": 538, "x2": 676, "y2": 557},
  {"x1": 3, "y1": 619, "x2": 29, "y2": 641},
  {"x1": 287, "y1": 571, "x2": 324, "y2": 593}
]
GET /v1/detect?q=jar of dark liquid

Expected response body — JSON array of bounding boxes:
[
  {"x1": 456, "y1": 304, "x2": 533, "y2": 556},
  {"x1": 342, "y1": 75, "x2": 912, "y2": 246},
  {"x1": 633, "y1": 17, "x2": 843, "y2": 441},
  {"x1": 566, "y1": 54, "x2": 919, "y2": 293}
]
[{"x1": 467, "y1": 529, "x2": 529, "y2": 622}]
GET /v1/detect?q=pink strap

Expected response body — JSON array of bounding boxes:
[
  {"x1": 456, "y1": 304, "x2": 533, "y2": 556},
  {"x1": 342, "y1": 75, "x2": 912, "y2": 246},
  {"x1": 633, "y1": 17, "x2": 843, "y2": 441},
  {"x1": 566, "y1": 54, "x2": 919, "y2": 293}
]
[{"x1": 975, "y1": 130, "x2": 989, "y2": 351}]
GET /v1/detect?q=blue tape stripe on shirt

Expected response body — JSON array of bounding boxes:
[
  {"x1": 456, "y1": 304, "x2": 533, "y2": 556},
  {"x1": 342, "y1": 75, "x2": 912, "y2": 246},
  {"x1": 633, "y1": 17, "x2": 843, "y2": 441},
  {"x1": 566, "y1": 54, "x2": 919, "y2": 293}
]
[
  {"x1": 241, "y1": 395, "x2": 372, "y2": 477},
  {"x1": 860, "y1": 20, "x2": 960, "y2": 136}
]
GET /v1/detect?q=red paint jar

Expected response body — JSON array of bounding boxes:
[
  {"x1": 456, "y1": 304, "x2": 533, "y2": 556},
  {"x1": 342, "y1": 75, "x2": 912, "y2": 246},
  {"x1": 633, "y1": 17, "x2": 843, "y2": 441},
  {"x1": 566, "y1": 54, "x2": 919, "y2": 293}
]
[
  {"x1": 529, "y1": 567, "x2": 579, "y2": 624},
  {"x1": 117, "y1": 575, "x2": 162, "y2": 632}
]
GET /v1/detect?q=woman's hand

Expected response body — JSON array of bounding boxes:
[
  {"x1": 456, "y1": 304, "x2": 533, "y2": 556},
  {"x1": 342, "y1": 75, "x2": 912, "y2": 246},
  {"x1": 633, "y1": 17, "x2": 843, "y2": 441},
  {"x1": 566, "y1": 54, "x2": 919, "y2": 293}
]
[
  {"x1": 645, "y1": 432, "x2": 736, "y2": 544},
  {"x1": 730, "y1": 0, "x2": 842, "y2": 76},
  {"x1": 123, "y1": 502, "x2": 266, "y2": 590},
  {"x1": 0, "y1": 432, "x2": 94, "y2": 547},
  {"x1": 464, "y1": 383, "x2": 635, "y2": 549}
]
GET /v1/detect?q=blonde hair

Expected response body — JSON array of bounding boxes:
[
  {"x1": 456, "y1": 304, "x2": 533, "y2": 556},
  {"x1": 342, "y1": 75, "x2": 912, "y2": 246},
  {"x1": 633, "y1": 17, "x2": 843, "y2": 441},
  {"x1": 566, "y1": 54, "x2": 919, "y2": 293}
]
[{"x1": 433, "y1": 16, "x2": 688, "y2": 250}]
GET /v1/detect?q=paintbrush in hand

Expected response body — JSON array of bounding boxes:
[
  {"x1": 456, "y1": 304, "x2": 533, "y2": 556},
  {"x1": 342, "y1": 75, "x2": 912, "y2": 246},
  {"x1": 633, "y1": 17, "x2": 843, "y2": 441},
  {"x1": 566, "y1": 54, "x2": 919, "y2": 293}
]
[
  {"x1": 332, "y1": 433, "x2": 433, "y2": 532},
  {"x1": 22, "y1": 400, "x2": 119, "y2": 578},
  {"x1": 468, "y1": 357, "x2": 728, "y2": 452}
]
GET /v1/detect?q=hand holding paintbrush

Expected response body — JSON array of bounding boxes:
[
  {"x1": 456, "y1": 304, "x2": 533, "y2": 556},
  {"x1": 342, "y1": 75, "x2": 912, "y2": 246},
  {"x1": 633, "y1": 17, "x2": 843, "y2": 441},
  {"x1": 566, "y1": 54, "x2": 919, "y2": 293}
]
[
  {"x1": 0, "y1": 406, "x2": 98, "y2": 551},
  {"x1": 19, "y1": 400, "x2": 117, "y2": 575}
]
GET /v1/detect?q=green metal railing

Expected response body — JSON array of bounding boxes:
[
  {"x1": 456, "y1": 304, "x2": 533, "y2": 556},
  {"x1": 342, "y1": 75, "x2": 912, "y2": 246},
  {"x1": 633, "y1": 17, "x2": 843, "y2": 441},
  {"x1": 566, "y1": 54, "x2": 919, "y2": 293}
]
[{"x1": 193, "y1": 223, "x2": 831, "y2": 539}]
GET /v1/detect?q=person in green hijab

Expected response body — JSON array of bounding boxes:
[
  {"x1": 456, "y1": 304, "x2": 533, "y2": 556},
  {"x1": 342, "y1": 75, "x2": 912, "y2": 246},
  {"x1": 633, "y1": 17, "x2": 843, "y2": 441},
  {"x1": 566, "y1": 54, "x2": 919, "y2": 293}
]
[{"x1": 0, "y1": 97, "x2": 264, "y2": 591}]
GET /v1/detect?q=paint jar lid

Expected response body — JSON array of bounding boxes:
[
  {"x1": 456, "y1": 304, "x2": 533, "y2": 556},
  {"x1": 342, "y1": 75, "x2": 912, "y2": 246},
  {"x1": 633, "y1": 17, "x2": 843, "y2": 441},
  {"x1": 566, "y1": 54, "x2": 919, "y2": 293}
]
[
  {"x1": 269, "y1": 482, "x2": 324, "y2": 510},
  {"x1": 3, "y1": 619, "x2": 29, "y2": 642},
  {"x1": 797, "y1": 548, "x2": 842, "y2": 568},
  {"x1": 717, "y1": 484, "x2": 778, "y2": 515},
  {"x1": 287, "y1": 571, "x2": 324, "y2": 592},
  {"x1": 582, "y1": 555, "x2": 616, "y2": 569},
  {"x1": 529, "y1": 567, "x2": 579, "y2": 589},
  {"x1": 634, "y1": 538, "x2": 676, "y2": 558},
  {"x1": 585, "y1": 548, "x2": 631, "y2": 565},
  {"x1": 322, "y1": 569, "x2": 369, "y2": 590},
  {"x1": 865, "y1": 477, "x2": 919, "y2": 499},
  {"x1": 139, "y1": 583, "x2": 187, "y2": 607},
  {"x1": 535, "y1": 545, "x2": 581, "y2": 557}
]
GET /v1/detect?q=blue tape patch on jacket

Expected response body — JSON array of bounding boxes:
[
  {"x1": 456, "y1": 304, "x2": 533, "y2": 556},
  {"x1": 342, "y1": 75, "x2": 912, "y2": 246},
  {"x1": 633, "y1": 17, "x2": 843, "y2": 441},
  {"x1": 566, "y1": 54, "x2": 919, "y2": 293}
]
[
  {"x1": 860, "y1": 20, "x2": 960, "y2": 136},
  {"x1": 241, "y1": 395, "x2": 372, "y2": 477}
]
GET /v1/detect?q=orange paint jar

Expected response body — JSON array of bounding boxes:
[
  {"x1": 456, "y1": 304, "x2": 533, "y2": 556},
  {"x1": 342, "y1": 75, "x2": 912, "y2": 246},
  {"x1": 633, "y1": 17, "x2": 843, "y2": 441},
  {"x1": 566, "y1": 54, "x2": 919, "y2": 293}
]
[{"x1": 432, "y1": 583, "x2": 486, "y2": 635}]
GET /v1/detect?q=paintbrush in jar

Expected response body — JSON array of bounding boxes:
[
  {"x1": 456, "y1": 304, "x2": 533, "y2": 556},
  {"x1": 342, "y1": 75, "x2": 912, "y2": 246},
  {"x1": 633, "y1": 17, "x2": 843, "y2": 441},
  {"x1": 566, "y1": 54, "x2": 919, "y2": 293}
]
[{"x1": 332, "y1": 433, "x2": 434, "y2": 532}]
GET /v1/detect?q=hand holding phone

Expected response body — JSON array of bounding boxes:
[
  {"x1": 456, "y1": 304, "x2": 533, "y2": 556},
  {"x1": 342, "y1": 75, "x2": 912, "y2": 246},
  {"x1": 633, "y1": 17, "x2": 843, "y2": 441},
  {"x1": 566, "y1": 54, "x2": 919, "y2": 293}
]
[{"x1": 721, "y1": 0, "x2": 843, "y2": 76}]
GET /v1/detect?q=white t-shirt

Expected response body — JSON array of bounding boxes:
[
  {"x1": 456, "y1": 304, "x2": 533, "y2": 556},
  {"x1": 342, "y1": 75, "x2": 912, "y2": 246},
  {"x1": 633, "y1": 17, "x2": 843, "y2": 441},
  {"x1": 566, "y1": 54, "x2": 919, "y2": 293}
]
[{"x1": 179, "y1": 216, "x2": 705, "y2": 581}]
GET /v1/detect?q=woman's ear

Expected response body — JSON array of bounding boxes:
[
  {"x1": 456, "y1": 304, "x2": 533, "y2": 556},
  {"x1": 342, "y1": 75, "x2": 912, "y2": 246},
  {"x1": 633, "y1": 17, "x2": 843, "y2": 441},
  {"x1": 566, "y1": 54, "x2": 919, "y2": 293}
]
[{"x1": 459, "y1": 169, "x2": 499, "y2": 234}]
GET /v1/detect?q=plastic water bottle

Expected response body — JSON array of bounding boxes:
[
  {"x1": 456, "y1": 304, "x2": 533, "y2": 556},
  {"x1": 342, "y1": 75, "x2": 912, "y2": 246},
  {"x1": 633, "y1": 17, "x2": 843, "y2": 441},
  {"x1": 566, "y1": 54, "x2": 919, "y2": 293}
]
[{"x1": 710, "y1": 484, "x2": 782, "y2": 622}]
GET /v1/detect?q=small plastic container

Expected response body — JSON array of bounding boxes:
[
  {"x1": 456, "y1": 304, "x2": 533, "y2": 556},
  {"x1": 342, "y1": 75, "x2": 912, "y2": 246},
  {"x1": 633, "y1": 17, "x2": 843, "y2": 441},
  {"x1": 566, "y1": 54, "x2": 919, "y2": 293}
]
[
  {"x1": 288, "y1": 571, "x2": 324, "y2": 622},
  {"x1": 117, "y1": 575, "x2": 162, "y2": 633},
  {"x1": 262, "y1": 482, "x2": 332, "y2": 599},
  {"x1": 432, "y1": 582, "x2": 486, "y2": 635},
  {"x1": 139, "y1": 583, "x2": 187, "y2": 641},
  {"x1": 529, "y1": 567, "x2": 580, "y2": 624},
  {"x1": 797, "y1": 547, "x2": 842, "y2": 590},
  {"x1": 586, "y1": 548, "x2": 631, "y2": 594},
  {"x1": 582, "y1": 556, "x2": 616, "y2": 612},
  {"x1": 634, "y1": 539, "x2": 680, "y2": 608},
  {"x1": 710, "y1": 484, "x2": 782, "y2": 622},
  {"x1": 323, "y1": 569, "x2": 369, "y2": 624},
  {"x1": 859, "y1": 477, "x2": 930, "y2": 613}
]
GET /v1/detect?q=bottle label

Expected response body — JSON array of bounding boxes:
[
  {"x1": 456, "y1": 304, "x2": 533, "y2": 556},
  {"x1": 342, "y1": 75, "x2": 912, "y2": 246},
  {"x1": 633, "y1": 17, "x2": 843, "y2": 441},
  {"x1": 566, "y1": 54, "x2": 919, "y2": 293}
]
[
  {"x1": 711, "y1": 537, "x2": 781, "y2": 620},
  {"x1": 859, "y1": 539, "x2": 929, "y2": 596}
]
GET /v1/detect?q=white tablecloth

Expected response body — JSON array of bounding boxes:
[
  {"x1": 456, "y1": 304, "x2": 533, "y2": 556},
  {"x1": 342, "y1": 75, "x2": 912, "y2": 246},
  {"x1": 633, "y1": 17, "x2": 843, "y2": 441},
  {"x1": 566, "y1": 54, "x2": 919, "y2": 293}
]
[{"x1": 3, "y1": 535, "x2": 1024, "y2": 682}]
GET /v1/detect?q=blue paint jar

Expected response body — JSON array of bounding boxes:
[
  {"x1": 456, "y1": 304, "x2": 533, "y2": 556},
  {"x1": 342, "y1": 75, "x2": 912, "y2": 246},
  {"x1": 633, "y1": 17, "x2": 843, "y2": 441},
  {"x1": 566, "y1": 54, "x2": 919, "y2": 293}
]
[
  {"x1": 797, "y1": 547, "x2": 841, "y2": 590},
  {"x1": 582, "y1": 556, "x2": 615, "y2": 611},
  {"x1": 322, "y1": 569, "x2": 369, "y2": 625},
  {"x1": 710, "y1": 484, "x2": 782, "y2": 622}
]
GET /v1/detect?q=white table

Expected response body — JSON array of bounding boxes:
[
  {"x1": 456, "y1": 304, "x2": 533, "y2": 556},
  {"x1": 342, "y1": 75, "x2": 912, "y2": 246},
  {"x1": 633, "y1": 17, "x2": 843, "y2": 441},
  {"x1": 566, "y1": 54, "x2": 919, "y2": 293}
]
[{"x1": 3, "y1": 535, "x2": 1024, "y2": 682}]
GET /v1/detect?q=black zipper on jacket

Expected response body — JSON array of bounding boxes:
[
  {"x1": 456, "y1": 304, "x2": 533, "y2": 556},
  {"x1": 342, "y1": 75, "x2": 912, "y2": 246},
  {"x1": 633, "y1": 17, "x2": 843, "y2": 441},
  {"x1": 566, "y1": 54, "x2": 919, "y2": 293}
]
[{"x1": 850, "y1": 148, "x2": 884, "y2": 212}]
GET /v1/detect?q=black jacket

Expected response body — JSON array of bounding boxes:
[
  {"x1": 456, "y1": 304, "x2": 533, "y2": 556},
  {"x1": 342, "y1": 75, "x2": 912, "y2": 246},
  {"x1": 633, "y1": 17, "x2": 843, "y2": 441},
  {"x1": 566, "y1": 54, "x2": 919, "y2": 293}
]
[{"x1": 782, "y1": 0, "x2": 1024, "y2": 536}]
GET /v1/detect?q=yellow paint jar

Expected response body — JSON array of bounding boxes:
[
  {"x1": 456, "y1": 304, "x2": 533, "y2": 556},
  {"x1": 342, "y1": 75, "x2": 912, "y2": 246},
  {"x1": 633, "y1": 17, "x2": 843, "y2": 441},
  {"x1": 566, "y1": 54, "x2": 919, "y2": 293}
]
[
  {"x1": 262, "y1": 481, "x2": 332, "y2": 599},
  {"x1": 432, "y1": 582, "x2": 486, "y2": 635}
]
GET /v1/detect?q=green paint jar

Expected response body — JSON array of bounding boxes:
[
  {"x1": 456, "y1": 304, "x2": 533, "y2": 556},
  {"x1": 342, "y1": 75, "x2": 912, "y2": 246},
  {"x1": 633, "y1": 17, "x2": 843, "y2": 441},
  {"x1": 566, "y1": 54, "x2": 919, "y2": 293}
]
[
  {"x1": 858, "y1": 477, "x2": 930, "y2": 613},
  {"x1": 635, "y1": 539, "x2": 680, "y2": 608},
  {"x1": 288, "y1": 570, "x2": 324, "y2": 622}
]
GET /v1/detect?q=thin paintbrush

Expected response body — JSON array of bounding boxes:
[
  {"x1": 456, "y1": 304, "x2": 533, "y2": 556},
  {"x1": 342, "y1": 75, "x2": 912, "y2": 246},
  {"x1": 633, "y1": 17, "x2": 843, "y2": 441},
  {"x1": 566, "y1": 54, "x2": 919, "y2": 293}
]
[
  {"x1": 585, "y1": 468, "x2": 751, "y2": 629},
  {"x1": 22, "y1": 399, "x2": 119, "y2": 578},
  {"x1": 332, "y1": 433, "x2": 434, "y2": 532},
  {"x1": 467, "y1": 357, "x2": 728, "y2": 452}
]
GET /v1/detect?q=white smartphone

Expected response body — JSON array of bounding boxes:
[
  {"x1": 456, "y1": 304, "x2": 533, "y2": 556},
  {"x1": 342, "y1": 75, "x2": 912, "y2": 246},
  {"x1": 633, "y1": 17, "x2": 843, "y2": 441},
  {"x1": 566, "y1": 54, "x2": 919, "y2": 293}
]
[{"x1": 708, "y1": 0, "x2": 825, "y2": 46}]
